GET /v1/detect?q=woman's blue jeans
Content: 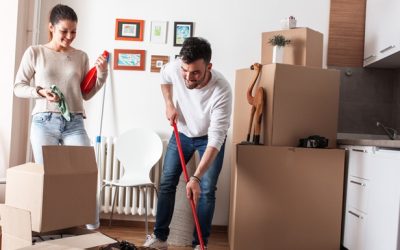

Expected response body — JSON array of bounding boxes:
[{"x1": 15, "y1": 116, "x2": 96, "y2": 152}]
[
  {"x1": 30, "y1": 112, "x2": 91, "y2": 164},
  {"x1": 154, "y1": 132, "x2": 226, "y2": 246}
]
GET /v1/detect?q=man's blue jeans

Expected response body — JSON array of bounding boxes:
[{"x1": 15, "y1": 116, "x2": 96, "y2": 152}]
[{"x1": 154, "y1": 132, "x2": 226, "y2": 246}]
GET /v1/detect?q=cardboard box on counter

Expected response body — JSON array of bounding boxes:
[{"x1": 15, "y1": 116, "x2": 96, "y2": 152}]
[
  {"x1": 1, "y1": 204, "x2": 116, "y2": 250},
  {"x1": 5, "y1": 146, "x2": 98, "y2": 233},
  {"x1": 232, "y1": 63, "x2": 340, "y2": 148},
  {"x1": 261, "y1": 27, "x2": 323, "y2": 67}
]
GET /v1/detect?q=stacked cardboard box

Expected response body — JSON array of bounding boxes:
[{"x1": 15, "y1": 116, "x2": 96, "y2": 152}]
[
  {"x1": 233, "y1": 145, "x2": 345, "y2": 250},
  {"x1": 232, "y1": 63, "x2": 340, "y2": 147},
  {"x1": 261, "y1": 28, "x2": 323, "y2": 67},
  {"x1": 229, "y1": 28, "x2": 344, "y2": 250},
  {"x1": 1, "y1": 146, "x2": 116, "y2": 249},
  {"x1": 233, "y1": 27, "x2": 339, "y2": 146}
]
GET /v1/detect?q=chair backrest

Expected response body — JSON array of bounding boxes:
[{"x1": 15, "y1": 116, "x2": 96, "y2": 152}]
[{"x1": 114, "y1": 128, "x2": 163, "y2": 183}]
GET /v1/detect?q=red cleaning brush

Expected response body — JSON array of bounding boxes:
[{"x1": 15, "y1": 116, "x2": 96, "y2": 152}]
[{"x1": 81, "y1": 50, "x2": 109, "y2": 94}]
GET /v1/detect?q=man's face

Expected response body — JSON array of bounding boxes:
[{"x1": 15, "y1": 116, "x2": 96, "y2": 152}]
[{"x1": 180, "y1": 59, "x2": 212, "y2": 89}]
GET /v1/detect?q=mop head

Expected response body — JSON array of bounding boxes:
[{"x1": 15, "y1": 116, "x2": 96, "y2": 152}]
[{"x1": 100, "y1": 240, "x2": 158, "y2": 250}]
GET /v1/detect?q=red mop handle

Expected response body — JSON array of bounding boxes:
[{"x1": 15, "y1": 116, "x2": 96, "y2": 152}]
[{"x1": 172, "y1": 122, "x2": 205, "y2": 250}]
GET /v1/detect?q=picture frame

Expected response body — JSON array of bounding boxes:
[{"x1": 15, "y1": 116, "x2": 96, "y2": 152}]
[
  {"x1": 114, "y1": 49, "x2": 146, "y2": 71},
  {"x1": 151, "y1": 55, "x2": 169, "y2": 72},
  {"x1": 173, "y1": 22, "x2": 194, "y2": 46},
  {"x1": 115, "y1": 19, "x2": 144, "y2": 41},
  {"x1": 150, "y1": 21, "x2": 168, "y2": 44}
]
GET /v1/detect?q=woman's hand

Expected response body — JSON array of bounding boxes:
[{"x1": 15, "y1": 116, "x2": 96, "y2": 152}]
[
  {"x1": 38, "y1": 88, "x2": 60, "y2": 102},
  {"x1": 95, "y1": 54, "x2": 108, "y2": 72}
]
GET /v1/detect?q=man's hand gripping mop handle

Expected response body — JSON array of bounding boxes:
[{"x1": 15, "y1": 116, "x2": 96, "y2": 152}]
[{"x1": 172, "y1": 122, "x2": 205, "y2": 250}]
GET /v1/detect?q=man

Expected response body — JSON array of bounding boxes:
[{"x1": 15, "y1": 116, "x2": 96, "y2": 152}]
[{"x1": 144, "y1": 37, "x2": 232, "y2": 250}]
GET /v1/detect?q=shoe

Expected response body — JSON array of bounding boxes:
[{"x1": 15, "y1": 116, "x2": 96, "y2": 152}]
[
  {"x1": 143, "y1": 234, "x2": 168, "y2": 250},
  {"x1": 194, "y1": 245, "x2": 208, "y2": 250},
  {"x1": 86, "y1": 222, "x2": 100, "y2": 230}
]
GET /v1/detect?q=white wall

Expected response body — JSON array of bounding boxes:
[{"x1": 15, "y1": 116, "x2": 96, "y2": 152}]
[
  {"x1": 0, "y1": 2, "x2": 21, "y2": 203},
  {"x1": 0, "y1": 1, "x2": 18, "y2": 178},
  {"x1": 26, "y1": 0, "x2": 331, "y2": 225}
]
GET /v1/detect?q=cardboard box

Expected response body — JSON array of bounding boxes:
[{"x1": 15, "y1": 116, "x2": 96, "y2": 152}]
[
  {"x1": 261, "y1": 27, "x2": 323, "y2": 67},
  {"x1": 5, "y1": 146, "x2": 98, "y2": 233},
  {"x1": 230, "y1": 145, "x2": 345, "y2": 250},
  {"x1": 232, "y1": 63, "x2": 340, "y2": 148},
  {"x1": 1, "y1": 204, "x2": 116, "y2": 250}
]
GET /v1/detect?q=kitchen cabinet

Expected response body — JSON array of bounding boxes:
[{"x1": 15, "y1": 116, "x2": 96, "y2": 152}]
[
  {"x1": 342, "y1": 146, "x2": 400, "y2": 250},
  {"x1": 363, "y1": 0, "x2": 400, "y2": 67}
]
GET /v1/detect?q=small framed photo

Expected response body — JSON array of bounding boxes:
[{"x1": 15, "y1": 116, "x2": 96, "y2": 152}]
[
  {"x1": 173, "y1": 22, "x2": 194, "y2": 46},
  {"x1": 115, "y1": 19, "x2": 144, "y2": 41},
  {"x1": 150, "y1": 21, "x2": 168, "y2": 44},
  {"x1": 114, "y1": 49, "x2": 145, "y2": 71},
  {"x1": 151, "y1": 55, "x2": 169, "y2": 72}
]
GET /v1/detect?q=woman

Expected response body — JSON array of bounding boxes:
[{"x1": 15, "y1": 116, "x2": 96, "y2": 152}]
[
  {"x1": 14, "y1": 4, "x2": 106, "y2": 230},
  {"x1": 14, "y1": 4, "x2": 108, "y2": 164}
]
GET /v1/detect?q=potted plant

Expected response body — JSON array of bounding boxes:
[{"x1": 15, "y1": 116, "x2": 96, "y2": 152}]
[
  {"x1": 268, "y1": 34, "x2": 290, "y2": 63},
  {"x1": 268, "y1": 34, "x2": 291, "y2": 47}
]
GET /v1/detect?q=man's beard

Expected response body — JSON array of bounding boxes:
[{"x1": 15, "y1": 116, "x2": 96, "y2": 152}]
[{"x1": 184, "y1": 70, "x2": 208, "y2": 89}]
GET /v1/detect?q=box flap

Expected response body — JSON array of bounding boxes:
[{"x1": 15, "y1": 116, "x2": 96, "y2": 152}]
[
  {"x1": 42, "y1": 146, "x2": 97, "y2": 175},
  {"x1": 19, "y1": 232, "x2": 116, "y2": 249},
  {"x1": 5, "y1": 165, "x2": 45, "y2": 232},
  {"x1": 7, "y1": 162, "x2": 43, "y2": 174},
  {"x1": 19, "y1": 245, "x2": 81, "y2": 249},
  {"x1": 1, "y1": 204, "x2": 33, "y2": 250}
]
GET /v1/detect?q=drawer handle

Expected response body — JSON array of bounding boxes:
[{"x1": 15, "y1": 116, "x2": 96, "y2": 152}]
[
  {"x1": 350, "y1": 180, "x2": 366, "y2": 186},
  {"x1": 348, "y1": 210, "x2": 363, "y2": 219},
  {"x1": 380, "y1": 45, "x2": 395, "y2": 53},
  {"x1": 363, "y1": 55, "x2": 375, "y2": 61},
  {"x1": 351, "y1": 149, "x2": 367, "y2": 153}
]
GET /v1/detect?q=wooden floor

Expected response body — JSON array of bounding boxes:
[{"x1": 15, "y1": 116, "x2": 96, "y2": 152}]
[{"x1": 98, "y1": 220, "x2": 230, "y2": 250}]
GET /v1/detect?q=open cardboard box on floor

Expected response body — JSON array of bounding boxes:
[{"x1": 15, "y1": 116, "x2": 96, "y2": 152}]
[
  {"x1": 1, "y1": 146, "x2": 116, "y2": 249},
  {"x1": 1, "y1": 204, "x2": 116, "y2": 249}
]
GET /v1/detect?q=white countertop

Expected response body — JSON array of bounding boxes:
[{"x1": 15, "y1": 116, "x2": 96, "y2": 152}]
[{"x1": 337, "y1": 133, "x2": 400, "y2": 149}]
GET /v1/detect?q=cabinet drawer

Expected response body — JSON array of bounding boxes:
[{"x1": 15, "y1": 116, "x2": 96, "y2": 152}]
[
  {"x1": 346, "y1": 176, "x2": 369, "y2": 213},
  {"x1": 348, "y1": 149, "x2": 375, "y2": 179},
  {"x1": 343, "y1": 208, "x2": 367, "y2": 250}
]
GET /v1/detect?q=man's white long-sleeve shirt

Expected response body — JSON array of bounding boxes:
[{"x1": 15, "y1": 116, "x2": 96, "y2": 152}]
[{"x1": 161, "y1": 59, "x2": 232, "y2": 150}]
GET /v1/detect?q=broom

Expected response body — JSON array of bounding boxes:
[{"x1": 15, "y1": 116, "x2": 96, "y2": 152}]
[{"x1": 172, "y1": 122, "x2": 205, "y2": 250}]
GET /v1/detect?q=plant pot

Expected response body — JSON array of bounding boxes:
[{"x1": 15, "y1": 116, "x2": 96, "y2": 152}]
[{"x1": 272, "y1": 45, "x2": 284, "y2": 64}]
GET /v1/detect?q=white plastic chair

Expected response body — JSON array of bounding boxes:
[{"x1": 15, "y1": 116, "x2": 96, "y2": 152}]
[{"x1": 102, "y1": 128, "x2": 163, "y2": 236}]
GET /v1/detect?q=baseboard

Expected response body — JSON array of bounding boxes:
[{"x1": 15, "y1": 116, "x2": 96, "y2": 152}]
[{"x1": 100, "y1": 219, "x2": 228, "y2": 232}]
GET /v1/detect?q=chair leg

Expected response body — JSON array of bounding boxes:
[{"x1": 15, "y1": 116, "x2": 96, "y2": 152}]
[
  {"x1": 98, "y1": 183, "x2": 107, "y2": 227},
  {"x1": 109, "y1": 186, "x2": 118, "y2": 228},
  {"x1": 144, "y1": 186, "x2": 149, "y2": 237},
  {"x1": 154, "y1": 184, "x2": 158, "y2": 197}
]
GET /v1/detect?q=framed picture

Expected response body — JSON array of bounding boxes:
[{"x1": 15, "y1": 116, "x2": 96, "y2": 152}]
[
  {"x1": 115, "y1": 19, "x2": 144, "y2": 41},
  {"x1": 173, "y1": 22, "x2": 193, "y2": 46},
  {"x1": 150, "y1": 21, "x2": 168, "y2": 44},
  {"x1": 114, "y1": 49, "x2": 145, "y2": 71},
  {"x1": 151, "y1": 55, "x2": 169, "y2": 72}
]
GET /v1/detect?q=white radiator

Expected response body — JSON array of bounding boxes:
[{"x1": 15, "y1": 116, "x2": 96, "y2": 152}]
[{"x1": 94, "y1": 136, "x2": 166, "y2": 217}]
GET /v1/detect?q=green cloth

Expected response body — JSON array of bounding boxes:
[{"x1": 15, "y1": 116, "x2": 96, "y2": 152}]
[{"x1": 50, "y1": 85, "x2": 71, "y2": 121}]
